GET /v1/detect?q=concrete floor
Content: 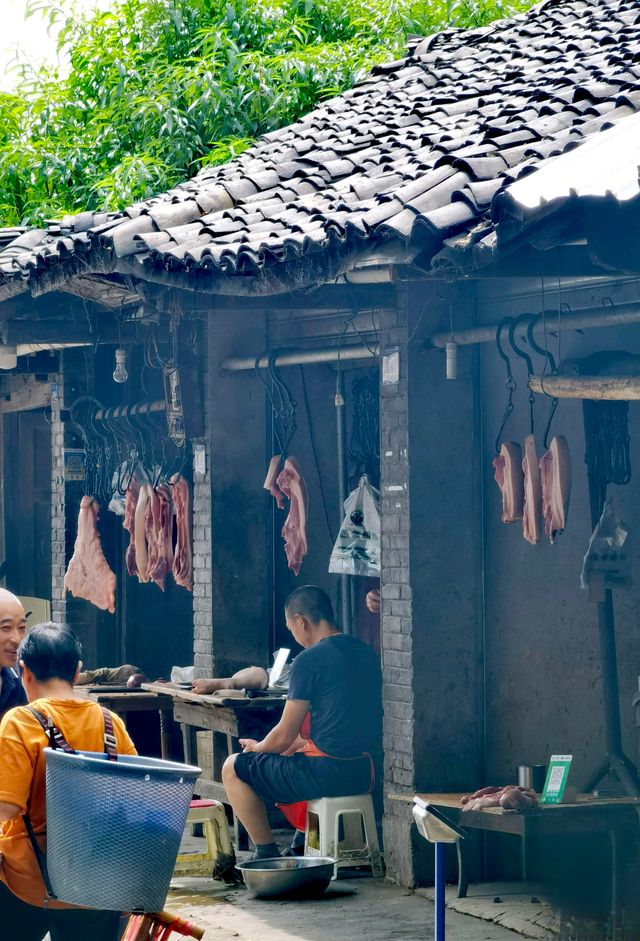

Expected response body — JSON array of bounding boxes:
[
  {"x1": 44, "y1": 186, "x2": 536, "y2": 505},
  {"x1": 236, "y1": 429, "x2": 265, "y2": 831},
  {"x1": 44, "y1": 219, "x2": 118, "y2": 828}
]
[{"x1": 166, "y1": 874, "x2": 538, "y2": 941}]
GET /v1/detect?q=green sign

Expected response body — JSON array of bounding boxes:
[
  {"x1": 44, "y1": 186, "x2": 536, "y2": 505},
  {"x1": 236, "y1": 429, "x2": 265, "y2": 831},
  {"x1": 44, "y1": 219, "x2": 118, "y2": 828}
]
[{"x1": 541, "y1": 755, "x2": 573, "y2": 804}]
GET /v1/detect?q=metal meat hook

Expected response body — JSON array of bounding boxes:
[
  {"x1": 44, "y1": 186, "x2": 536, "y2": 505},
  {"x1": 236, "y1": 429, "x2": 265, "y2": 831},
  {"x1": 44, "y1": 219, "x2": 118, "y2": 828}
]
[
  {"x1": 508, "y1": 314, "x2": 535, "y2": 377},
  {"x1": 526, "y1": 314, "x2": 558, "y2": 375},
  {"x1": 508, "y1": 314, "x2": 536, "y2": 436},
  {"x1": 526, "y1": 314, "x2": 559, "y2": 448},
  {"x1": 494, "y1": 317, "x2": 516, "y2": 453}
]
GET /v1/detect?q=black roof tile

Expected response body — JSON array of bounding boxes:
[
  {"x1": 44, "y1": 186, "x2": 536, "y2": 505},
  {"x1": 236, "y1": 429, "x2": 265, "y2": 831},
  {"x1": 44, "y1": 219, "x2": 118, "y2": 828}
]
[{"x1": 3, "y1": 0, "x2": 640, "y2": 293}]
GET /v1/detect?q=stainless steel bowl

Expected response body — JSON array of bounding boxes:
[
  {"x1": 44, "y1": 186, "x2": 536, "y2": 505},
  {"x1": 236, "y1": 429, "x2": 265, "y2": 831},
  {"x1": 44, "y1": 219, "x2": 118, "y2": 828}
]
[{"x1": 238, "y1": 856, "x2": 336, "y2": 898}]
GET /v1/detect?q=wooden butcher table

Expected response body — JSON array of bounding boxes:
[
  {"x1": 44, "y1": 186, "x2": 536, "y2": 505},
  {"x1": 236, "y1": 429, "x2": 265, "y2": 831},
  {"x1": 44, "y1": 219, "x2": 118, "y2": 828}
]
[
  {"x1": 142, "y1": 683, "x2": 285, "y2": 848},
  {"x1": 76, "y1": 686, "x2": 174, "y2": 759},
  {"x1": 390, "y1": 791, "x2": 640, "y2": 924}
]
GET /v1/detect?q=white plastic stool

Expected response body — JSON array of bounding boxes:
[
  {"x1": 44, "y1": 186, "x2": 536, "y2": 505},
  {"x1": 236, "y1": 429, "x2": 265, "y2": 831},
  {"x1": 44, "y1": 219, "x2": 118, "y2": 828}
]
[
  {"x1": 174, "y1": 799, "x2": 235, "y2": 879},
  {"x1": 305, "y1": 794, "x2": 384, "y2": 878}
]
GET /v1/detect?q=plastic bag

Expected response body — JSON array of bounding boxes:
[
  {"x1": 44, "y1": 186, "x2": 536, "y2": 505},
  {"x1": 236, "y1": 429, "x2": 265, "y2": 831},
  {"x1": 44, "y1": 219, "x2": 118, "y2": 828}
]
[
  {"x1": 107, "y1": 461, "x2": 151, "y2": 515},
  {"x1": 170, "y1": 665, "x2": 194, "y2": 685},
  {"x1": 580, "y1": 499, "x2": 632, "y2": 596},
  {"x1": 329, "y1": 475, "x2": 380, "y2": 577}
]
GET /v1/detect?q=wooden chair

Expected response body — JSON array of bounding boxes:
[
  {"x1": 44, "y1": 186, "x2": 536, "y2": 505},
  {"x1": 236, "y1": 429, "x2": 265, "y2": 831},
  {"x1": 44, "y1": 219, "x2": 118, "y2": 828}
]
[{"x1": 122, "y1": 910, "x2": 204, "y2": 940}]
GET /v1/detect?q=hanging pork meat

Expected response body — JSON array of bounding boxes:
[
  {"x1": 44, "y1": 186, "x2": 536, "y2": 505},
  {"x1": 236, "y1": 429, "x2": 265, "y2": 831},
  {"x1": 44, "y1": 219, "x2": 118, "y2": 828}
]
[
  {"x1": 123, "y1": 478, "x2": 139, "y2": 577},
  {"x1": 171, "y1": 474, "x2": 193, "y2": 591},
  {"x1": 263, "y1": 455, "x2": 286, "y2": 509},
  {"x1": 276, "y1": 457, "x2": 309, "y2": 576},
  {"x1": 64, "y1": 496, "x2": 116, "y2": 614},
  {"x1": 134, "y1": 483, "x2": 152, "y2": 583},
  {"x1": 522, "y1": 435, "x2": 542, "y2": 545},
  {"x1": 493, "y1": 442, "x2": 524, "y2": 523},
  {"x1": 539, "y1": 435, "x2": 572, "y2": 544},
  {"x1": 145, "y1": 484, "x2": 174, "y2": 590},
  {"x1": 264, "y1": 455, "x2": 309, "y2": 575}
]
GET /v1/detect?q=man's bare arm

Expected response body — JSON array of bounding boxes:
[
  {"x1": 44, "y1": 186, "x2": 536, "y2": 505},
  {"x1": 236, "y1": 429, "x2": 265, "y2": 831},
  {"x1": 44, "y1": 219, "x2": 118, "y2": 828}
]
[{"x1": 240, "y1": 699, "x2": 309, "y2": 755}]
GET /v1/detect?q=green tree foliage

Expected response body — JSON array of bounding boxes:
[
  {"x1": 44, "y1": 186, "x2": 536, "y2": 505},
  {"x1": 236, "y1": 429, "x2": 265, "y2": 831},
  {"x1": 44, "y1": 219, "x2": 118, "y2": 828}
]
[{"x1": 0, "y1": 0, "x2": 533, "y2": 224}]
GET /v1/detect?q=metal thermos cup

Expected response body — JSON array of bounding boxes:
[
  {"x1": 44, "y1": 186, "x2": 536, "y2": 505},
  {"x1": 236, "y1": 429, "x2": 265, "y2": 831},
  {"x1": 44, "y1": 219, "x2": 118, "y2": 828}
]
[{"x1": 518, "y1": 764, "x2": 547, "y2": 792}]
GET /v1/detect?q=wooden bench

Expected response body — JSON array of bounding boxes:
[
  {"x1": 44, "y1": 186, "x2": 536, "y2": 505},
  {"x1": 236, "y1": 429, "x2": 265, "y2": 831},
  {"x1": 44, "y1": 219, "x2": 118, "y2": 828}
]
[{"x1": 142, "y1": 683, "x2": 285, "y2": 848}]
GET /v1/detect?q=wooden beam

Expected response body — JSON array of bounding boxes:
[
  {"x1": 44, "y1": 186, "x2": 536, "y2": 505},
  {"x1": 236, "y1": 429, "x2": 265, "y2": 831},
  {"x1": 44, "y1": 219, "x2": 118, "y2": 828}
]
[
  {"x1": 60, "y1": 274, "x2": 143, "y2": 309},
  {"x1": 142, "y1": 281, "x2": 397, "y2": 315},
  {"x1": 529, "y1": 374, "x2": 640, "y2": 399}
]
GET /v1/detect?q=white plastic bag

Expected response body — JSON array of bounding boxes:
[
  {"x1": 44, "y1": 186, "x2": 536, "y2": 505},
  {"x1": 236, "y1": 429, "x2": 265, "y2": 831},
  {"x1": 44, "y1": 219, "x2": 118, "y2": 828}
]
[
  {"x1": 329, "y1": 475, "x2": 381, "y2": 577},
  {"x1": 580, "y1": 499, "x2": 632, "y2": 594},
  {"x1": 171, "y1": 665, "x2": 195, "y2": 685}
]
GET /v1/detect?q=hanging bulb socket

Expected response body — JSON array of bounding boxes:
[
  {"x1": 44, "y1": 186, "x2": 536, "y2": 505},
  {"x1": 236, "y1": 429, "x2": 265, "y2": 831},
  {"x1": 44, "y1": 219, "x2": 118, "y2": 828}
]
[
  {"x1": 113, "y1": 347, "x2": 128, "y2": 384},
  {"x1": 445, "y1": 341, "x2": 458, "y2": 380}
]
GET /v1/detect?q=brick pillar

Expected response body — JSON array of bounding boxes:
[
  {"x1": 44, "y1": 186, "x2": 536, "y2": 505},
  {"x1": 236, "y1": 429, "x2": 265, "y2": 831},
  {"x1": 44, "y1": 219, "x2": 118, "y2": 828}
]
[
  {"x1": 379, "y1": 288, "x2": 418, "y2": 885},
  {"x1": 192, "y1": 331, "x2": 213, "y2": 678},
  {"x1": 50, "y1": 372, "x2": 66, "y2": 623},
  {"x1": 380, "y1": 282, "x2": 483, "y2": 886}
]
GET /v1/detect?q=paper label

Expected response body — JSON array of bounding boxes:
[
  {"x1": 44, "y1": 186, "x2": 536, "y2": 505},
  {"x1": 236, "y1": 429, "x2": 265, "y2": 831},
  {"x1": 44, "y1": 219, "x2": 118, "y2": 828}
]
[{"x1": 382, "y1": 348, "x2": 400, "y2": 385}]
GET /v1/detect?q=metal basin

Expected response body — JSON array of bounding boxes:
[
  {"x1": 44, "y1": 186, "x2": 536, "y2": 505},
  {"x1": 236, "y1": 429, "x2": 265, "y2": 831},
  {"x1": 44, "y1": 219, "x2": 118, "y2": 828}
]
[{"x1": 238, "y1": 856, "x2": 336, "y2": 898}]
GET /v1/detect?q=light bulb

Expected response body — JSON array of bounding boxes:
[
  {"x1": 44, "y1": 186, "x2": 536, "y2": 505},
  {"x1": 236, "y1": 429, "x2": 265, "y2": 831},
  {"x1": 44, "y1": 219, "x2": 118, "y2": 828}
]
[
  {"x1": 445, "y1": 341, "x2": 458, "y2": 380},
  {"x1": 113, "y1": 347, "x2": 128, "y2": 383}
]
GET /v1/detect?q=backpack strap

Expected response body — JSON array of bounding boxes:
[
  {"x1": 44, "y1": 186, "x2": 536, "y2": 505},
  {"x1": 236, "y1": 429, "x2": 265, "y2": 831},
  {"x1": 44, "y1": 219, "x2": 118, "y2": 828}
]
[
  {"x1": 100, "y1": 705, "x2": 118, "y2": 761},
  {"x1": 27, "y1": 707, "x2": 76, "y2": 754},
  {"x1": 28, "y1": 705, "x2": 118, "y2": 760},
  {"x1": 23, "y1": 810, "x2": 56, "y2": 900}
]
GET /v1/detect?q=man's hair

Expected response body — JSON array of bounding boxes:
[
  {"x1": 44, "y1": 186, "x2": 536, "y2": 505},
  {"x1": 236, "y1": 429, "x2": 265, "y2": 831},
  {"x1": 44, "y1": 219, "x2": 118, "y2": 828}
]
[
  {"x1": 19, "y1": 622, "x2": 82, "y2": 684},
  {"x1": 285, "y1": 586, "x2": 336, "y2": 626}
]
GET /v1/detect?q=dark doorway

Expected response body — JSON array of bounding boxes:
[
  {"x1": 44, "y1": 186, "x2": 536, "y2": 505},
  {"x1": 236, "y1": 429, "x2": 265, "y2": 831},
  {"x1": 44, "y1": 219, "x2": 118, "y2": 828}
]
[{"x1": 3, "y1": 409, "x2": 52, "y2": 598}]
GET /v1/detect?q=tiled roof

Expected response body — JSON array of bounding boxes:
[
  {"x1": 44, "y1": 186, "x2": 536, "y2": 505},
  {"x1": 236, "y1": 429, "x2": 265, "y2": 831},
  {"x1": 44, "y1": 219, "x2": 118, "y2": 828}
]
[{"x1": 2, "y1": 0, "x2": 640, "y2": 297}]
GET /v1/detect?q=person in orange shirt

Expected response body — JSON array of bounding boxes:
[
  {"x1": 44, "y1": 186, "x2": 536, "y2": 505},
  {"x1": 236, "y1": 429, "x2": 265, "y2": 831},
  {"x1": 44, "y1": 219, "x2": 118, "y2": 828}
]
[{"x1": 0, "y1": 621, "x2": 136, "y2": 941}]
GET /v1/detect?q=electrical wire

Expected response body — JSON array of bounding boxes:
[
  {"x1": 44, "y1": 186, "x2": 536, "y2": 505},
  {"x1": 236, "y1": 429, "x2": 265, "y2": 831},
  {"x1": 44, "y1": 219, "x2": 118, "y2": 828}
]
[{"x1": 300, "y1": 366, "x2": 334, "y2": 548}]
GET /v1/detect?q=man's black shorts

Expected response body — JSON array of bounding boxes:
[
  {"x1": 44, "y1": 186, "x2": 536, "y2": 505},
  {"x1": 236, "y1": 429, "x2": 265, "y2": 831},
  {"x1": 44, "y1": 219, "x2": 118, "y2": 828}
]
[{"x1": 233, "y1": 752, "x2": 376, "y2": 804}]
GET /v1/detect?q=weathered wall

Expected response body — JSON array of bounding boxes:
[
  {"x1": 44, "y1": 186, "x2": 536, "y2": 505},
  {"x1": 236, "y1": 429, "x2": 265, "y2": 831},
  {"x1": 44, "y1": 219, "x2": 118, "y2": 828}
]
[
  {"x1": 382, "y1": 272, "x2": 640, "y2": 887},
  {"x1": 204, "y1": 308, "x2": 270, "y2": 677},
  {"x1": 476, "y1": 275, "x2": 640, "y2": 789}
]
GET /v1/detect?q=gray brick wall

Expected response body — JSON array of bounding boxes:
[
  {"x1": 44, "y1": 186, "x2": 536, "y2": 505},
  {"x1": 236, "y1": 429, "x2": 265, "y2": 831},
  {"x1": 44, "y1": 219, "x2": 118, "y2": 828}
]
[
  {"x1": 379, "y1": 290, "x2": 417, "y2": 884},
  {"x1": 50, "y1": 373, "x2": 66, "y2": 622},
  {"x1": 192, "y1": 327, "x2": 213, "y2": 677}
]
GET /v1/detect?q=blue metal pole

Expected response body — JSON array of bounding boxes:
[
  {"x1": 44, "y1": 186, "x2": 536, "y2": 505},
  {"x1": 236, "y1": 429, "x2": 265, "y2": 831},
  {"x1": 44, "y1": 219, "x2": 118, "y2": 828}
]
[{"x1": 435, "y1": 842, "x2": 445, "y2": 941}]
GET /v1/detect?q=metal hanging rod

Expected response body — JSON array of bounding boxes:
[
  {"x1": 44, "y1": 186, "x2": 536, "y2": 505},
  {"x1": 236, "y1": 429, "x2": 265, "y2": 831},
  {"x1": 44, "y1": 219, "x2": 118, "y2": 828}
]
[
  {"x1": 93, "y1": 400, "x2": 165, "y2": 420},
  {"x1": 426, "y1": 300, "x2": 640, "y2": 349},
  {"x1": 223, "y1": 343, "x2": 378, "y2": 372},
  {"x1": 223, "y1": 299, "x2": 640, "y2": 371}
]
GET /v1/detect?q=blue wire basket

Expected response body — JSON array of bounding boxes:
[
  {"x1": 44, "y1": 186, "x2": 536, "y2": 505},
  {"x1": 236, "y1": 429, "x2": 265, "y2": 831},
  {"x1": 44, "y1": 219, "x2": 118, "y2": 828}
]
[{"x1": 45, "y1": 749, "x2": 201, "y2": 912}]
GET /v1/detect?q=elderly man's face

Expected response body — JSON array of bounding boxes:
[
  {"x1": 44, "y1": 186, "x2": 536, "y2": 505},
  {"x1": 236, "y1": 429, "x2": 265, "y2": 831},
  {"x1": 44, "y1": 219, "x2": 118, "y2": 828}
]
[{"x1": 0, "y1": 592, "x2": 26, "y2": 670}]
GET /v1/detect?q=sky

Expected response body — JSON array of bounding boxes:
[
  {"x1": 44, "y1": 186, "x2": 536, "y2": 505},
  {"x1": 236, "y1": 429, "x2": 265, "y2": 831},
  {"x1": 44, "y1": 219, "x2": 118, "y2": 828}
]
[{"x1": 2, "y1": 0, "x2": 105, "y2": 90}]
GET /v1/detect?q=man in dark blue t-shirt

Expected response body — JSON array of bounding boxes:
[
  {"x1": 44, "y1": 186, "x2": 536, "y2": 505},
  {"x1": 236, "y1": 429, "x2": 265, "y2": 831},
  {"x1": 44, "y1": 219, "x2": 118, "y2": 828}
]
[
  {"x1": 0, "y1": 590, "x2": 27, "y2": 720},
  {"x1": 223, "y1": 585, "x2": 382, "y2": 860}
]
